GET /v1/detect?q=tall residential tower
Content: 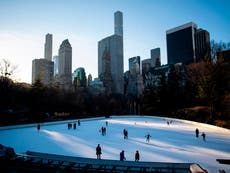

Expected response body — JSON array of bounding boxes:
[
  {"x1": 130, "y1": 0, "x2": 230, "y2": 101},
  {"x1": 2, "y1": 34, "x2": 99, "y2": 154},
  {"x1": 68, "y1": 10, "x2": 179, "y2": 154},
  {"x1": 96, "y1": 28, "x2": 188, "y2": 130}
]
[
  {"x1": 44, "y1": 33, "x2": 53, "y2": 61},
  {"x1": 98, "y1": 11, "x2": 124, "y2": 94},
  {"x1": 114, "y1": 11, "x2": 123, "y2": 37}
]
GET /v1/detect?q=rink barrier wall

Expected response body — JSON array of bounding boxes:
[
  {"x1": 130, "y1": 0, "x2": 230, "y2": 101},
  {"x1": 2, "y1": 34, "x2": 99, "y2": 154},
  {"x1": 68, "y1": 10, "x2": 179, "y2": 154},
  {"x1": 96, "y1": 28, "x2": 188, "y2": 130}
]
[
  {"x1": 0, "y1": 116, "x2": 106, "y2": 131},
  {"x1": 0, "y1": 115, "x2": 230, "y2": 134}
]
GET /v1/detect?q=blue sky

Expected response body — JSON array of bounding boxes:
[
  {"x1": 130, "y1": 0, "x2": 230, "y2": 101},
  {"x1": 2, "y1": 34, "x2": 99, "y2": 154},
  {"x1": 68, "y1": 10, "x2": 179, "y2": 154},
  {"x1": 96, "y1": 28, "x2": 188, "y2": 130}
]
[{"x1": 0, "y1": 0, "x2": 229, "y2": 83}]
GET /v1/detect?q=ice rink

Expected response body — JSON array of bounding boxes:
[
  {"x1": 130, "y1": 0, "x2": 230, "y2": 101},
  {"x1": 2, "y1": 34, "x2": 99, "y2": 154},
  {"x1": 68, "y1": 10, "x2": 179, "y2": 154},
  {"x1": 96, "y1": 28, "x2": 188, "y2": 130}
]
[{"x1": 1, "y1": 116, "x2": 230, "y2": 173}]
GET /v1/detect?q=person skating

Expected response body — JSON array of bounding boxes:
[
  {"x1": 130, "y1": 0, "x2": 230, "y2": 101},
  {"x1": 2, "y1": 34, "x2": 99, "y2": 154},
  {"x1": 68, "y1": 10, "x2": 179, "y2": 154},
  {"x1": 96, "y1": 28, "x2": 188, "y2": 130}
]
[
  {"x1": 195, "y1": 128, "x2": 199, "y2": 138},
  {"x1": 37, "y1": 124, "x2": 40, "y2": 131},
  {"x1": 145, "y1": 133, "x2": 151, "y2": 143},
  {"x1": 120, "y1": 150, "x2": 126, "y2": 161},
  {"x1": 201, "y1": 132, "x2": 206, "y2": 141},
  {"x1": 135, "y1": 150, "x2": 140, "y2": 162},
  {"x1": 123, "y1": 129, "x2": 128, "y2": 139},
  {"x1": 96, "y1": 144, "x2": 102, "y2": 159}
]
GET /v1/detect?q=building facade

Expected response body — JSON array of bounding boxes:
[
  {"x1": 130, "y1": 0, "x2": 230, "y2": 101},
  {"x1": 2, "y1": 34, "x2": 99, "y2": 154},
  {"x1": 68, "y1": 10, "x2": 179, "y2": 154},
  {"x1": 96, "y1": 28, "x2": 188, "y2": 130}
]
[
  {"x1": 166, "y1": 22, "x2": 197, "y2": 65},
  {"x1": 195, "y1": 29, "x2": 211, "y2": 62},
  {"x1": 56, "y1": 39, "x2": 72, "y2": 90},
  {"x1": 87, "y1": 74, "x2": 92, "y2": 86},
  {"x1": 166, "y1": 22, "x2": 210, "y2": 65},
  {"x1": 44, "y1": 33, "x2": 53, "y2": 61},
  {"x1": 151, "y1": 48, "x2": 161, "y2": 67},
  {"x1": 32, "y1": 58, "x2": 54, "y2": 86},
  {"x1": 72, "y1": 67, "x2": 87, "y2": 89},
  {"x1": 129, "y1": 56, "x2": 140, "y2": 71},
  {"x1": 142, "y1": 59, "x2": 151, "y2": 75},
  {"x1": 53, "y1": 55, "x2": 59, "y2": 76},
  {"x1": 98, "y1": 11, "x2": 124, "y2": 94}
]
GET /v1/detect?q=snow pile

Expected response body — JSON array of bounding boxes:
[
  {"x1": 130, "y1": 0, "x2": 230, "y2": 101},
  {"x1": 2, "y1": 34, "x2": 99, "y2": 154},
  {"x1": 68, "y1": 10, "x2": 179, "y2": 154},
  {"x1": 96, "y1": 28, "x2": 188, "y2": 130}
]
[{"x1": 0, "y1": 115, "x2": 229, "y2": 173}]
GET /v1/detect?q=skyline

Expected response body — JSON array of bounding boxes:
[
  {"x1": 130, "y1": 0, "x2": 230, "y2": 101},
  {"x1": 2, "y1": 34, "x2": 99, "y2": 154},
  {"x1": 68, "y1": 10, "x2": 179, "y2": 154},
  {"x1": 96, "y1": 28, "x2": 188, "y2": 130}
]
[{"x1": 0, "y1": 0, "x2": 230, "y2": 83}]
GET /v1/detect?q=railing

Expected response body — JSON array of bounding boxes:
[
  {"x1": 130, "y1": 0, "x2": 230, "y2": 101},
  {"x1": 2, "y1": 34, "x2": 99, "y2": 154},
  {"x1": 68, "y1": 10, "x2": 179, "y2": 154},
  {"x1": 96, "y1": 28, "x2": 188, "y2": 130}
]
[{"x1": 0, "y1": 151, "x2": 207, "y2": 173}]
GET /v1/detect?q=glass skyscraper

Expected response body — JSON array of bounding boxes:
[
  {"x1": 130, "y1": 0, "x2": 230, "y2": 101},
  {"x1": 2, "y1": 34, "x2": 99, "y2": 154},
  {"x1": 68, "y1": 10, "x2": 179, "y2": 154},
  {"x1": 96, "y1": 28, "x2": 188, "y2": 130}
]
[
  {"x1": 166, "y1": 22, "x2": 197, "y2": 65},
  {"x1": 166, "y1": 22, "x2": 210, "y2": 65}
]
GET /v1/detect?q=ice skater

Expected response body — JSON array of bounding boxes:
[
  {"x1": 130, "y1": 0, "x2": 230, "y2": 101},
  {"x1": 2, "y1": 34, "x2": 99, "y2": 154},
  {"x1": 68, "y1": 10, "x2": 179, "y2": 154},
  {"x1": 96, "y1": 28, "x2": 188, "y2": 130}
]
[
  {"x1": 201, "y1": 132, "x2": 206, "y2": 141},
  {"x1": 37, "y1": 124, "x2": 40, "y2": 131},
  {"x1": 100, "y1": 127, "x2": 106, "y2": 136},
  {"x1": 195, "y1": 128, "x2": 199, "y2": 138},
  {"x1": 96, "y1": 144, "x2": 102, "y2": 159},
  {"x1": 103, "y1": 127, "x2": 106, "y2": 135},
  {"x1": 123, "y1": 129, "x2": 128, "y2": 139},
  {"x1": 120, "y1": 150, "x2": 126, "y2": 161},
  {"x1": 145, "y1": 133, "x2": 151, "y2": 143},
  {"x1": 68, "y1": 123, "x2": 72, "y2": 129},
  {"x1": 135, "y1": 150, "x2": 140, "y2": 162}
]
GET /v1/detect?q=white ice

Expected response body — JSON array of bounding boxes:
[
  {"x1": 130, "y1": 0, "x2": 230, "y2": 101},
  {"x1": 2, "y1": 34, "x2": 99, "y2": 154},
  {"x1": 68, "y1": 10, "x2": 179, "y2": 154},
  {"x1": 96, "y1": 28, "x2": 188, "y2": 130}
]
[{"x1": 0, "y1": 115, "x2": 230, "y2": 173}]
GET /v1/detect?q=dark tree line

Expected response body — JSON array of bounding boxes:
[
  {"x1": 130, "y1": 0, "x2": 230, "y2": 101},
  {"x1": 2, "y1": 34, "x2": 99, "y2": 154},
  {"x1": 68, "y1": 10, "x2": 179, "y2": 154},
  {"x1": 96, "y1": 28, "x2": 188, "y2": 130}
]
[{"x1": 0, "y1": 77, "x2": 129, "y2": 125}]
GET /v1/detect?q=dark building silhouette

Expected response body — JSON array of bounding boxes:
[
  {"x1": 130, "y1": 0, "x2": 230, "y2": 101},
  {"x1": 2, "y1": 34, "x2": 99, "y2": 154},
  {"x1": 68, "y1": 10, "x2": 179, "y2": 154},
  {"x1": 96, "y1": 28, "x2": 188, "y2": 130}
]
[
  {"x1": 195, "y1": 29, "x2": 211, "y2": 62},
  {"x1": 166, "y1": 22, "x2": 210, "y2": 65},
  {"x1": 167, "y1": 22, "x2": 197, "y2": 65},
  {"x1": 217, "y1": 49, "x2": 230, "y2": 62}
]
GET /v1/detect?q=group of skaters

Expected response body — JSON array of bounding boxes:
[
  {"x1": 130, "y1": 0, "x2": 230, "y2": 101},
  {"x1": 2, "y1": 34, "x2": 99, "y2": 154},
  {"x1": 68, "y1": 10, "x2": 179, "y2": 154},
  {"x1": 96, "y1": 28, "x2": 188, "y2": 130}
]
[
  {"x1": 166, "y1": 120, "x2": 173, "y2": 125},
  {"x1": 100, "y1": 127, "x2": 107, "y2": 136},
  {"x1": 195, "y1": 128, "x2": 206, "y2": 141},
  {"x1": 67, "y1": 120, "x2": 81, "y2": 130},
  {"x1": 96, "y1": 144, "x2": 140, "y2": 162},
  {"x1": 99, "y1": 121, "x2": 108, "y2": 136}
]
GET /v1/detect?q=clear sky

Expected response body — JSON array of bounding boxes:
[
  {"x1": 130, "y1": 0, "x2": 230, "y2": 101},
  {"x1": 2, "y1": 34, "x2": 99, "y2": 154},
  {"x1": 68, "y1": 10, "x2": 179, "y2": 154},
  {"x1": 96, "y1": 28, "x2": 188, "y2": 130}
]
[{"x1": 0, "y1": 0, "x2": 229, "y2": 83}]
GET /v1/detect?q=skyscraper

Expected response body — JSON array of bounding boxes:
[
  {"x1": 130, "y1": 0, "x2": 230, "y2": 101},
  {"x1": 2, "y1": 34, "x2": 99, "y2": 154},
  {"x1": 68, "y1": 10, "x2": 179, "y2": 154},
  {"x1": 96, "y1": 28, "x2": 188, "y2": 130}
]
[
  {"x1": 44, "y1": 33, "x2": 53, "y2": 61},
  {"x1": 32, "y1": 58, "x2": 54, "y2": 86},
  {"x1": 98, "y1": 11, "x2": 124, "y2": 94},
  {"x1": 129, "y1": 56, "x2": 140, "y2": 71},
  {"x1": 166, "y1": 22, "x2": 197, "y2": 65},
  {"x1": 151, "y1": 48, "x2": 161, "y2": 67},
  {"x1": 166, "y1": 22, "x2": 210, "y2": 65},
  {"x1": 57, "y1": 39, "x2": 72, "y2": 90},
  {"x1": 114, "y1": 11, "x2": 123, "y2": 37},
  {"x1": 195, "y1": 29, "x2": 211, "y2": 62},
  {"x1": 142, "y1": 59, "x2": 151, "y2": 75},
  {"x1": 72, "y1": 67, "x2": 87, "y2": 89}
]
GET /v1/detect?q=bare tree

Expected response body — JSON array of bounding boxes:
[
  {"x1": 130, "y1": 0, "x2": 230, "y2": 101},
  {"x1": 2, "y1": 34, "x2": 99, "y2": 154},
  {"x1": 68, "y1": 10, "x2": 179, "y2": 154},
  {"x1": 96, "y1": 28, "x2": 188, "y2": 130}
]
[
  {"x1": 0, "y1": 59, "x2": 17, "y2": 78},
  {"x1": 210, "y1": 40, "x2": 230, "y2": 61}
]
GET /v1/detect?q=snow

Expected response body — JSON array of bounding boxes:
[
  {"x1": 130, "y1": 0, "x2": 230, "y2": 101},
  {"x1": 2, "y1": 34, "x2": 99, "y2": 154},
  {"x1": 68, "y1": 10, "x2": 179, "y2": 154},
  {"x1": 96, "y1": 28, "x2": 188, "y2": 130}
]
[{"x1": 0, "y1": 115, "x2": 230, "y2": 173}]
